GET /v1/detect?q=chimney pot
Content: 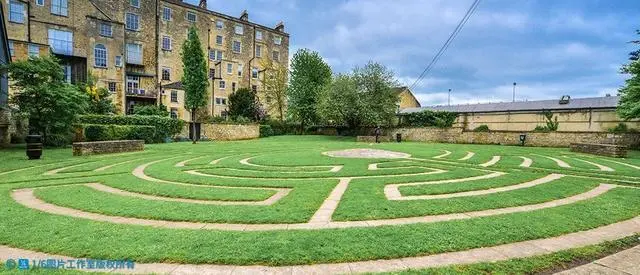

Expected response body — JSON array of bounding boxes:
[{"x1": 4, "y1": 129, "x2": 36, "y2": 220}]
[
  {"x1": 240, "y1": 10, "x2": 249, "y2": 21},
  {"x1": 275, "y1": 21, "x2": 285, "y2": 32}
]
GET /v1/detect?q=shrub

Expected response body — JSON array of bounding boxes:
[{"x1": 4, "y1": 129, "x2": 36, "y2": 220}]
[
  {"x1": 533, "y1": 125, "x2": 551, "y2": 133},
  {"x1": 542, "y1": 111, "x2": 559, "y2": 131},
  {"x1": 78, "y1": 115, "x2": 183, "y2": 143},
  {"x1": 133, "y1": 104, "x2": 169, "y2": 117},
  {"x1": 263, "y1": 120, "x2": 300, "y2": 135},
  {"x1": 473, "y1": 125, "x2": 490, "y2": 132},
  {"x1": 608, "y1": 123, "x2": 637, "y2": 133},
  {"x1": 400, "y1": 110, "x2": 457, "y2": 128},
  {"x1": 259, "y1": 125, "x2": 274, "y2": 137},
  {"x1": 82, "y1": 124, "x2": 155, "y2": 143}
]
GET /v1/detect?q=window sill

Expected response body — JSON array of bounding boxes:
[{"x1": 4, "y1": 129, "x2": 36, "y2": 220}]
[
  {"x1": 162, "y1": 49, "x2": 172, "y2": 52},
  {"x1": 93, "y1": 66, "x2": 108, "y2": 69},
  {"x1": 8, "y1": 20, "x2": 25, "y2": 24}
]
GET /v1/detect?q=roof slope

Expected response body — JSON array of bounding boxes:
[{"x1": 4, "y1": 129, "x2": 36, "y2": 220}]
[{"x1": 400, "y1": 96, "x2": 619, "y2": 114}]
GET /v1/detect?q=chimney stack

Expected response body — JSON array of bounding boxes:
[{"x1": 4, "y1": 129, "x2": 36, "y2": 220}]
[
  {"x1": 198, "y1": 0, "x2": 206, "y2": 9},
  {"x1": 240, "y1": 10, "x2": 249, "y2": 21},
  {"x1": 275, "y1": 21, "x2": 284, "y2": 32}
]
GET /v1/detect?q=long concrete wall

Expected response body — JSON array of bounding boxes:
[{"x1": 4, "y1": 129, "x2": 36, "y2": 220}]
[
  {"x1": 181, "y1": 124, "x2": 259, "y2": 141},
  {"x1": 392, "y1": 127, "x2": 640, "y2": 149},
  {"x1": 453, "y1": 109, "x2": 640, "y2": 132}
]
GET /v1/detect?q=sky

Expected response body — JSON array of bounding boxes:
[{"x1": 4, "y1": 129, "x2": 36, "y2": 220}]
[{"x1": 186, "y1": 0, "x2": 639, "y2": 107}]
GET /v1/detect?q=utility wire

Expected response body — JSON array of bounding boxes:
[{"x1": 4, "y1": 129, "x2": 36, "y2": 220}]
[{"x1": 409, "y1": 0, "x2": 481, "y2": 90}]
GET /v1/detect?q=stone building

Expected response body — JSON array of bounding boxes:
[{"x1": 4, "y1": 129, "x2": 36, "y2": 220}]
[
  {"x1": 0, "y1": 1, "x2": 11, "y2": 146},
  {"x1": 392, "y1": 87, "x2": 421, "y2": 110},
  {"x1": 3, "y1": 0, "x2": 289, "y2": 120},
  {"x1": 400, "y1": 95, "x2": 640, "y2": 132}
]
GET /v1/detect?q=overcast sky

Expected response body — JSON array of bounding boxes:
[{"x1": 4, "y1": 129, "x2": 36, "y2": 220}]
[{"x1": 186, "y1": 0, "x2": 639, "y2": 106}]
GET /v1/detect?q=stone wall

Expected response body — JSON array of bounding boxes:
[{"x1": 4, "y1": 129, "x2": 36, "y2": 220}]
[
  {"x1": 391, "y1": 127, "x2": 640, "y2": 149},
  {"x1": 357, "y1": 136, "x2": 392, "y2": 143},
  {"x1": 181, "y1": 124, "x2": 259, "y2": 141},
  {"x1": 73, "y1": 140, "x2": 144, "y2": 156},
  {"x1": 570, "y1": 143, "x2": 627, "y2": 158}
]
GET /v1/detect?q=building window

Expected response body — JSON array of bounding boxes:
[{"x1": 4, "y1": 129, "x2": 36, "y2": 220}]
[
  {"x1": 129, "y1": 0, "x2": 139, "y2": 8},
  {"x1": 126, "y1": 43, "x2": 142, "y2": 64},
  {"x1": 170, "y1": 108, "x2": 178, "y2": 119},
  {"x1": 255, "y1": 45, "x2": 262, "y2": 58},
  {"x1": 255, "y1": 30, "x2": 263, "y2": 41},
  {"x1": 216, "y1": 35, "x2": 223, "y2": 45},
  {"x1": 237, "y1": 64, "x2": 243, "y2": 77},
  {"x1": 234, "y1": 25, "x2": 243, "y2": 35},
  {"x1": 226, "y1": 63, "x2": 233, "y2": 74},
  {"x1": 48, "y1": 29, "x2": 73, "y2": 55},
  {"x1": 126, "y1": 76, "x2": 140, "y2": 93},
  {"x1": 274, "y1": 35, "x2": 282, "y2": 45},
  {"x1": 162, "y1": 68, "x2": 171, "y2": 81},
  {"x1": 94, "y1": 44, "x2": 108, "y2": 67},
  {"x1": 51, "y1": 0, "x2": 68, "y2": 16},
  {"x1": 36, "y1": 0, "x2": 45, "y2": 6},
  {"x1": 232, "y1": 41, "x2": 241, "y2": 53},
  {"x1": 162, "y1": 36, "x2": 171, "y2": 51},
  {"x1": 9, "y1": 1, "x2": 25, "y2": 23},
  {"x1": 170, "y1": 90, "x2": 178, "y2": 103},
  {"x1": 215, "y1": 20, "x2": 224, "y2": 29},
  {"x1": 252, "y1": 68, "x2": 258, "y2": 79},
  {"x1": 99, "y1": 23, "x2": 112, "y2": 37},
  {"x1": 209, "y1": 68, "x2": 215, "y2": 79},
  {"x1": 125, "y1": 13, "x2": 140, "y2": 31},
  {"x1": 219, "y1": 80, "x2": 226, "y2": 89},
  {"x1": 251, "y1": 85, "x2": 257, "y2": 93},
  {"x1": 232, "y1": 82, "x2": 236, "y2": 92},
  {"x1": 272, "y1": 51, "x2": 280, "y2": 61},
  {"x1": 28, "y1": 44, "x2": 40, "y2": 57},
  {"x1": 108, "y1": 82, "x2": 117, "y2": 93},
  {"x1": 8, "y1": 42, "x2": 14, "y2": 57},
  {"x1": 162, "y1": 7, "x2": 172, "y2": 21},
  {"x1": 215, "y1": 97, "x2": 227, "y2": 105},
  {"x1": 186, "y1": 11, "x2": 197, "y2": 22},
  {"x1": 115, "y1": 56, "x2": 123, "y2": 67}
]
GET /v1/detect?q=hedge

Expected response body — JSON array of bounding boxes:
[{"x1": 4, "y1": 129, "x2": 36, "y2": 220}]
[
  {"x1": 78, "y1": 115, "x2": 184, "y2": 143},
  {"x1": 399, "y1": 110, "x2": 458, "y2": 128},
  {"x1": 82, "y1": 124, "x2": 156, "y2": 144},
  {"x1": 259, "y1": 125, "x2": 274, "y2": 137}
]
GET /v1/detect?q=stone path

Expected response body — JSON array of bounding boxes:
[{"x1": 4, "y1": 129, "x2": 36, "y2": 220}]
[
  {"x1": 555, "y1": 245, "x2": 640, "y2": 275},
  {"x1": 569, "y1": 157, "x2": 615, "y2": 172},
  {"x1": 434, "y1": 150, "x2": 452, "y2": 159},
  {"x1": 324, "y1": 149, "x2": 411, "y2": 159},
  {"x1": 239, "y1": 157, "x2": 344, "y2": 172},
  {"x1": 459, "y1": 152, "x2": 475, "y2": 161},
  {"x1": 384, "y1": 172, "x2": 506, "y2": 200},
  {"x1": 534, "y1": 154, "x2": 572, "y2": 168},
  {"x1": 519, "y1": 156, "x2": 533, "y2": 168},
  {"x1": 480, "y1": 156, "x2": 501, "y2": 167},
  {"x1": 11, "y1": 183, "x2": 615, "y2": 231},
  {"x1": 0, "y1": 217, "x2": 637, "y2": 274}
]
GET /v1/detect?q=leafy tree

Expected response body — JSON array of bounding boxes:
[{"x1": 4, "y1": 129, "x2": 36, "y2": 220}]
[
  {"x1": 133, "y1": 104, "x2": 169, "y2": 117},
  {"x1": 318, "y1": 74, "x2": 363, "y2": 127},
  {"x1": 228, "y1": 88, "x2": 258, "y2": 121},
  {"x1": 288, "y1": 49, "x2": 331, "y2": 129},
  {"x1": 259, "y1": 57, "x2": 288, "y2": 122},
  {"x1": 617, "y1": 30, "x2": 640, "y2": 119},
  {"x1": 78, "y1": 74, "x2": 116, "y2": 115},
  {"x1": 181, "y1": 26, "x2": 209, "y2": 143},
  {"x1": 6, "y1": 55, "x2": 88, "y2": 146}
]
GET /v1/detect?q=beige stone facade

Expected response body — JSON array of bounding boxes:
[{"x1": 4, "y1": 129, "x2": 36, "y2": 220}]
[
  {"x1": 393, "y1": 87, "x2": 421, "y2": 110},
  {"x1": 180, "y1": 123, "x2": 259, "y2": 141},
  {"x1": 3, "y1": 0, "x2": 289, "y2": 120}
]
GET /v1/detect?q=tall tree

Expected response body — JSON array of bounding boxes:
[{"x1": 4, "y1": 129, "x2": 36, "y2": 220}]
[
  {"x1": 259, "y1": 57, "x2": 288, "y2": 122},
  {"x1": 228, "y1": 88, "x2": 258, "y2": 120},
  {"x1": 79, "y1": 74, "x2": 116, "y2": 115},
  {"x1": 6, "y1": 55, "x2": 88, "y2": 146},
  {"x1": 288, "y1": 49, "x2": 331, "y2": 129},
  {"x1": 617, "y1": 30, "x2": 640, "y2": 119},
  {"x1": 181, "y1": 26, "x2": 209, "y2": 143}
]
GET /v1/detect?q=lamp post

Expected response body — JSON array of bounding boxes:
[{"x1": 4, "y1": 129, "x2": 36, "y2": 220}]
[
  {"x1": 448, "y1": 88, "x2": 452, "y2": 106},
  {"x1": 512, "y1": 82, "x2": 517, "y2": 102}
]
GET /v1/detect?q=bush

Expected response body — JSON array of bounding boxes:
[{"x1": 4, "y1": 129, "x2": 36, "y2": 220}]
[
  {"x1": 473, "y1": 125, "x2": 490, "y2": 132},
  {"x1": 78, "y1": 115, "x2": 184, "y2": 143},
  {"x1": 82, "y1": 124, "x2": 155, "y2": 143},
  {"x1": 533, "y1": 125, "x2": 551, "y2": 133},
  {"x1": 608, "y1": 123, "x2": 637, "y2": 133},
  {"x1": 263, "y1": 120, "x2": 300, "y2": 135},
  {"x1": 400, "y1": 110, "x2": 457, "y2": 128},
  {"x1": 259, "y1": 125, "x2": 274, "y2": 137},
  {"x1": 133, "y1": 104, "x2": 169, "y2": 116}
]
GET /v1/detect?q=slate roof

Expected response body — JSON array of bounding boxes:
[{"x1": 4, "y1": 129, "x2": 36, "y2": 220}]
[
  {"x1": 162, "y1": 81, "x2": 183, "y2": 90},
  {"x1": 400, "y1": 96, "x2": 619, "y2": 114}
]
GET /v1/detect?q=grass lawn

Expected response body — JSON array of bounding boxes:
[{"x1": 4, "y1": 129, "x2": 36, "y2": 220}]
[{"x1": 0, "y1": 135, "x2": 638, "y2": 271}]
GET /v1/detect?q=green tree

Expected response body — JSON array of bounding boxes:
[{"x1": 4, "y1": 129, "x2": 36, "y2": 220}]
[
  {"x1": 318, "y1": 74, "x2": 363, "y2": 127},
  {"x1": 133, "y1": 104, "x2": 170, "y2": 117},
  {"x1": 6, "y1": 55, "x2": 88, "y2": 146},
  {"x1": 181, "y1": 26, "x2": 209, "y2": 143},
  {"x1": 78, "y1": 74, "x2": 116, "y2": 115},
  {"x1": 228, "y1": 88, "x2": 258, "y2": 121},
  {"x1": 617, "y1": 30, "x2": 640, "y2": 119},
  {"x1": 259, "y1": 57, "x2": 288, "y2": 122},
  {"x1": 287, "y1": 49, "x2": 331, "y2": 129}
]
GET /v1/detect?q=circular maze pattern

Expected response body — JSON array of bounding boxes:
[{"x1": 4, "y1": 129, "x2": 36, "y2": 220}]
[{"x1": 1, "y1": 140, "x2": 639, "y2": 273}]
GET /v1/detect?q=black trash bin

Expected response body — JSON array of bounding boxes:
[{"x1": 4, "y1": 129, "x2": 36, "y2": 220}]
[
  {"x1": 26, "y1": 135, "x2": 43, "y2": 160},
  {"x1": 396, "y1": 133, "x2": 402, "y2": 143}
]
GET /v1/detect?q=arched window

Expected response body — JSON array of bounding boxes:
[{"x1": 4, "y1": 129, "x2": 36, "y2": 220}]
[{"x1": 94, "y1": 44, "x2": 107, "y2": 68}]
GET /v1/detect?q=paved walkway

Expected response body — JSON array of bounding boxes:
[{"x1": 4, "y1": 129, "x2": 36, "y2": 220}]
[
  {"x1": 555, "y1": 245, "x2": 640, "y2": 275},
  {"x1": 0, "y1": 217, "x2": 637, "y2": 274}
]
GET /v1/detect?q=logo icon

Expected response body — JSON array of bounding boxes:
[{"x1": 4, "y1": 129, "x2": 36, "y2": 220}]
[{"x1": 4, "y1": 259, "x2": 17, "y2": 270}]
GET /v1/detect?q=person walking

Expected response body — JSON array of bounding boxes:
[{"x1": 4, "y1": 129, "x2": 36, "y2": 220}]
[{"x1": 374, "y1": 126, "x2": 382, "y2": 143}]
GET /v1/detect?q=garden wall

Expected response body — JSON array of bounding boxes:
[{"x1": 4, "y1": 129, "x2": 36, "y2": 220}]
[
  {"x1": 73, "y1": 140, "x2": 144, "y2": 156},
  {"x1": 182, "y1": 124, "x2": 259, "y2": 141},
  {"x1": 391, "y1": 127, "x2": 640, "y2": 149}
]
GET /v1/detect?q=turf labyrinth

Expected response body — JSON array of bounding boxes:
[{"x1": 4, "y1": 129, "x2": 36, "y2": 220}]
[{"x1": 0, "y1": 136, "x2": 639, "y2": 273}]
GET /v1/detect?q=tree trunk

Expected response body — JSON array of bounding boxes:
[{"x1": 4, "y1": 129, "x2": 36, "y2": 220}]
[{"x1": 191, "y1": 108, "x2": 197, "y2": 144}]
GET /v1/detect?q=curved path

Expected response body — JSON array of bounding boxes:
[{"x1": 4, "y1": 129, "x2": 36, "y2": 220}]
[
  {"x1": 433, "y1": 150, "x2": 452, "y2": 159},
  {"x1": 11, "y1": 183, "x2": 615, "y2": 231},
  {"x1": 519, "y1": 156, "x2": 533, "y2": 168},
  {"x1": 459, "y1": 152, "x2": 475, "y2": 161},
  {"x1": 569, "y1": 157, "x2": 615, "y2": 172},
  {"x1": 240, "y1": 157, "x2": 344, "y2": 172},
  {"x1": 534, "y1": 154, "x2": 572, "y2": 168},
  {"x1": 0, "y1": 216, "x2": 637, "y2": 274},
  {"x1": 480, "y1": 156, "x2": 501, "y2": 167},
  {"x1": 384, "y1": 172, "x2": 506, "y2": 199}
]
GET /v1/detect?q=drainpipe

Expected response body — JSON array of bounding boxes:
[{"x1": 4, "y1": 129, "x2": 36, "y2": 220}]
[{"x1": 27, "y1": 0, "x2": 31, "y2": 42}]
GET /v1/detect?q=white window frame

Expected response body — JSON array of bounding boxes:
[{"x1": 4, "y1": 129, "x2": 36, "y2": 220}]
[
  {"x1": 274, "y1": 35, "x2": 282, "y2": 45},
  {"x1": 162, "y1": 7, "x2": 172, "y2": 21},
  {"x1": 99, "y1": 22, "x2": 112, "y2": 37},
  {"x1": 252, "y1": 68, "x2": 258, "y2": 79},
  {"x1": 216, "y1": 50, "x2": 223, "y2": 61},
  {"x1": 234, "y1": 25, "x2": 244, "y2": 35},
  {"x1": 129, "y1": 0, "x2": 140, "y2": 8},
  {"x1": 9, "y1": 0, "x2": 24, "y2": 23},
  {"x1": 219, "y1": 80, "x2": 226, "y2": 89},
  {"x1": 48, "y1": 29, "x2": 73, "y2": 55},
  {"x1": 162, "y1": 67, "x2": 171, "y2": 81},
  {"x1": 115, "y1": 56, "x2": 123, "y2": 67},
  {"x1": 126, "y1": 76, "x2": 140, "y2": 94},
  {"x1": 36, "y1": 0, "x2": 45, "y2": 6},
  {"x1": 216, "y1": 35, "x2": 223, "y2": 45},
  {"x1": 255, "y1": 30, "x2": 263, "y2": 41},
  {"x1": 125, "y1": 13, "x2": 140, "y2": 31},
  {"x1": 272, "y1": 50, "x2": 280, "y2": 62},
  {"x1": 28, "y1": 44, "x2": 39, "y2": 57},
  {"x1": 232, "y1": 41, "x2": 241, "y2": 53},
  {"x1": 108, "y1": 82, "x2": 117, "y2": 93},
  {"x1": 237, "y1": 64, "x2": 243, "y2": 77},
  {"x1": 162, "y1": 35, "x2": 172, "y2": 51},
  {"x1": 186, "y1": 11, "x2": 197, "y2": 23},
  {"x1": 170, "y1": 108, "x2": 178, "y2": 119},
  {"x1": 8, "y1": 41, "x2": 14, "y2": 57},
  {"x1": 170, "y1": 91, "x2": 178, "y2": 103},
  {"x1": 226, "y1": 63, "x2": 233, "y2": 74},
  {"x1": 126, "y1": 43, "x2": 143, "y2": 65},
  {"x1": 51, "y1": 0, "x2": 68, "y2": 16},
  {"x1": 255, "y1": 45, "x2": 262, "y2": 58},
  {"x1": 94, "y1": 44, "x2": 108, "y2": 68},
  {"x1": 215, "y1": 20, "x2": 223, "y2": 29}
]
